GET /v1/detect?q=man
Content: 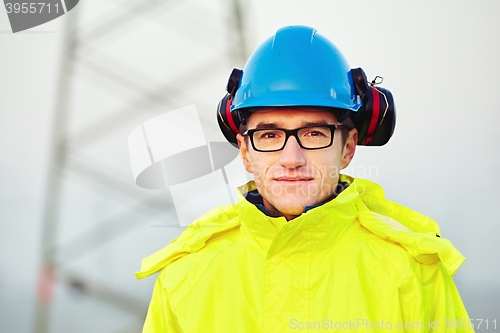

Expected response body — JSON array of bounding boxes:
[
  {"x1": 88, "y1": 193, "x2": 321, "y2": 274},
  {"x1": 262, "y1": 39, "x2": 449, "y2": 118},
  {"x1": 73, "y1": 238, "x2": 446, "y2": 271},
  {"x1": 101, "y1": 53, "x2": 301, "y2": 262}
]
[{"x1": 137, "y1": 26, "x2": 473, "y2": 332}]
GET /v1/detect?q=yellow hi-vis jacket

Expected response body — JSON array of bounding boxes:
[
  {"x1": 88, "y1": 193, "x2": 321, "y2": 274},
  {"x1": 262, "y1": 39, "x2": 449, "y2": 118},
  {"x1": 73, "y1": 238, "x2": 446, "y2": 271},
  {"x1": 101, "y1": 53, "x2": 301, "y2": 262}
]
[{"x1": 137, "y1": 176, "x2": 473, "y2": 332}]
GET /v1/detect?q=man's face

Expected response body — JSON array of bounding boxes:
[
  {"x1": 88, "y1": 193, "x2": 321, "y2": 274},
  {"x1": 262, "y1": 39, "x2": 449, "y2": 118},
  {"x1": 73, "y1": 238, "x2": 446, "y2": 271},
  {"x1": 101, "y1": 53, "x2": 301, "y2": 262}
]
[{"x1": 237, "y1": 108, "x2": 357, "y2": 220}]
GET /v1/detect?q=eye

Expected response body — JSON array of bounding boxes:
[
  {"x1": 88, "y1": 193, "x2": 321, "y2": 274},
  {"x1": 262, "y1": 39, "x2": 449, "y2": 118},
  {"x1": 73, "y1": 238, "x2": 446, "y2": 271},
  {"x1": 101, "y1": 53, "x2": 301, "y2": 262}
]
[
  {"x1": 302, "y1": 128, "x2": 329, "y2": 137},
  {"x1": 256, "y1": 130, "x2": 282, "y2": 139},
  {"x1": 309, "y1": 131, "x2": 326, "y2": 137}
]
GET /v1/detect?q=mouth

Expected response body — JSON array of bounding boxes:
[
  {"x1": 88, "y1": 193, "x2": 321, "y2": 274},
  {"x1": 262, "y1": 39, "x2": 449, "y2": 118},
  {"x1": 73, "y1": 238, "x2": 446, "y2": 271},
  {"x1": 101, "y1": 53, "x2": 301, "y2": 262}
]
[{"x1": 274, "y1": 177, "x2": 314, "y2": 182}]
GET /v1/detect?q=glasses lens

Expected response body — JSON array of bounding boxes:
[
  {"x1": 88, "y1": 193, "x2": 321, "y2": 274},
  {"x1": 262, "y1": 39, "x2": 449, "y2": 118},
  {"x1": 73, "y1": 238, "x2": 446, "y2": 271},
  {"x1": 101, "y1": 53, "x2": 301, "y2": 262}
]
[
  {"x1": 251, "y1": 126, "x2": 334, "y2": 151},
  {"x1": 252, "y1": 129, "x2": 286, "y2": 151},
  {"x1": 297, "y1": 126, "x2": 333, "y2": 148}
]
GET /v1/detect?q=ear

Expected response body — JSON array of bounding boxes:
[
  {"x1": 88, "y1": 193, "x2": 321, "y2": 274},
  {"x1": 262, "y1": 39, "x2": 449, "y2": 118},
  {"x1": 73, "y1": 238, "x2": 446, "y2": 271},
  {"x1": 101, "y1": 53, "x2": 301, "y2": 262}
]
[
  {"x1": 341, "y1": 128, "x2": 357, "y2": 169},
  {"x1": 237, "y1": 133, "x2": 253, "y2": 173}
]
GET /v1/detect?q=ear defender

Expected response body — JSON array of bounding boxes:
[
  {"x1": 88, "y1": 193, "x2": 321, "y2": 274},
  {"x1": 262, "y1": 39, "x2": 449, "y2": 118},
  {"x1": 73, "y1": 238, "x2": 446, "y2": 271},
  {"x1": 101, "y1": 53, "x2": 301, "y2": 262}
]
[
  {"x1": 217, "y1": 68, "x2": 243, "y2": 149},
  {"x1": 350, "y1": 68, "x2": 396, "y2": 146}
]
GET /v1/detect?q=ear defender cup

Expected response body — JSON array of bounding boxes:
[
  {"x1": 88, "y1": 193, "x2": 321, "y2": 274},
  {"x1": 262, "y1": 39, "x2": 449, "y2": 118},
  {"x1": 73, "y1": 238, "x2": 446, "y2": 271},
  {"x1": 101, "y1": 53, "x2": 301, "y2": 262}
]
[
  {"x1": 217, "y1": 93, "x2": 240, "y2": 148},
  {"x1": 351, "y1": 68, "x2": 396, "y2": 146},
  {"x1": 217, "y1": 68, "x2": 244, "y2": 149}
]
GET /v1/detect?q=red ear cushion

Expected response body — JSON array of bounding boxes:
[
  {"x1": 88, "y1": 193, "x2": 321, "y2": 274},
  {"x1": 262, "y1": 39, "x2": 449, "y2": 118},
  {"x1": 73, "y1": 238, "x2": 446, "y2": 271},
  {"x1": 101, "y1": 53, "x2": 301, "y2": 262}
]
[
  {"x1": 358, "y1": 86, "x2": 395, "y2": 146},
  {"x1": 361, "y1": 87, "x2": 381, "y2": 144},
  {"x1": 224, "y1": 95, "x2": 240, "y2": 135}
]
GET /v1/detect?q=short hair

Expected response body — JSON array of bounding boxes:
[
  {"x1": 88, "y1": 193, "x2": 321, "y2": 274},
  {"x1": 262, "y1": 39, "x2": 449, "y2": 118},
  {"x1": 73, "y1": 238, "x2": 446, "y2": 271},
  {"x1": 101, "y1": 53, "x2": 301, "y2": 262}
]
[{"x1": 238, "y1": 107, "x2": 355, "y2": 146}]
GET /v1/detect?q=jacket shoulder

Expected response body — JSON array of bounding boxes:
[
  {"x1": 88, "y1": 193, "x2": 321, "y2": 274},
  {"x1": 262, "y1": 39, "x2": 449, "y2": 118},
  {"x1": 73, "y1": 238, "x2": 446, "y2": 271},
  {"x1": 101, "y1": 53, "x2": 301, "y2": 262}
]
[
  {"x1": 346, "y1": 178, "x2": 466, "y2": 276},
  {"x1": 356, "y1": 200, "x2": 465, "y2": 276},
  {"x1": 159, "y1": 222, "x2": 241, "y2": 307},
  {"x1": 345, "y1": 219, "x2": 419, "y2": 278},
  {"x1": 136, "y1": 203, "x2": 241, "y2": 279}
]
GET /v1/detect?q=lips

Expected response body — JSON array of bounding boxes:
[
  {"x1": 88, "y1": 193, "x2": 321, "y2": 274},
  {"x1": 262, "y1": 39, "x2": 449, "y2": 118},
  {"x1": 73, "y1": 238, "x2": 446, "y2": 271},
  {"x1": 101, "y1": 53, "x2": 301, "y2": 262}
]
[{"x1": 274, "y1": 177, "x2": 314, "y2": 182}]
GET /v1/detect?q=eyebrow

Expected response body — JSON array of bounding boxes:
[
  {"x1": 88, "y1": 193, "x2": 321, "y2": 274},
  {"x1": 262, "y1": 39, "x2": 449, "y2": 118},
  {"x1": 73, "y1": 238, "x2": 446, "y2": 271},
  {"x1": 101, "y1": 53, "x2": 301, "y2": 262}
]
[{"x1": 253, "y1": 120, "x2": 330, "y2": 129}]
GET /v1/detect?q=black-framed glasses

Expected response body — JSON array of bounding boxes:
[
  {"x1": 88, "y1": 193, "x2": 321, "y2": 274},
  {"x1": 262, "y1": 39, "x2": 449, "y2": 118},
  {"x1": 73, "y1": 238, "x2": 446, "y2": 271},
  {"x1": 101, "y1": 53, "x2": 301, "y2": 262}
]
[{"x1": 242, "y1": 124, "x2": 345, "y2": 152}]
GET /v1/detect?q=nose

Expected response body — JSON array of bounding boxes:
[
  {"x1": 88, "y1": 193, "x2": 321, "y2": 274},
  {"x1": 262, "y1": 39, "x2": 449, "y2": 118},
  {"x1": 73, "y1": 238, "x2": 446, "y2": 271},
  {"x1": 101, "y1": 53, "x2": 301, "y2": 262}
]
[{"x1": 279, "y1": 135, "x2": 307, "y2": 168}]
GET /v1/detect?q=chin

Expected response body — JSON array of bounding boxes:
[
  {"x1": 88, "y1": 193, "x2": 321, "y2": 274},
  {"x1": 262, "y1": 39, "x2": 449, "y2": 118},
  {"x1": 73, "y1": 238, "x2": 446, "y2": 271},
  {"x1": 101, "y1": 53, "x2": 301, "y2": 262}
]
[{"x1": 271, "y1": 198, "x2": 315, "y2": 216}]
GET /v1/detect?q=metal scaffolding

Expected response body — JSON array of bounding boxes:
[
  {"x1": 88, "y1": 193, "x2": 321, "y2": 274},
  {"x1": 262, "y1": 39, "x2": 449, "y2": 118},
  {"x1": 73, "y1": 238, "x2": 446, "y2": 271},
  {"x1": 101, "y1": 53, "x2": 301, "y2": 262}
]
[{"x1": 34, "y1": 1, "x2": 249, "y2": 332}]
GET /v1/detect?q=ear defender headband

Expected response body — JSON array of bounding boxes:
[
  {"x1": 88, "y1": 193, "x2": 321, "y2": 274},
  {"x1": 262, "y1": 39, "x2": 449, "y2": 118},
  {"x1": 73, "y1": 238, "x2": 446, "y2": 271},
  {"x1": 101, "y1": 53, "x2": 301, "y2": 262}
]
[{"x1": 217, "y1": 67, "x2": 396, "y2": 148}]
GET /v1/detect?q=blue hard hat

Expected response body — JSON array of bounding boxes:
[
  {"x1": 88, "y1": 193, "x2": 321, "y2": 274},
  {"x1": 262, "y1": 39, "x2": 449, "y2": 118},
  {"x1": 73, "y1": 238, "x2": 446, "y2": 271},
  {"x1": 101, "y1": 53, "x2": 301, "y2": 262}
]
[{"x1": 231, "y1": 25, "x2": 362, "y2": 112}]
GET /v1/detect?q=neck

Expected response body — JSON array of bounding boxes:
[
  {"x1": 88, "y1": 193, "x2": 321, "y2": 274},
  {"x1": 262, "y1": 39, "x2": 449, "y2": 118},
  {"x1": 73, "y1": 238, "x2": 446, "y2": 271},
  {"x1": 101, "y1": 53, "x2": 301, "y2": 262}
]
[{"x1": 261, "y1": 200, "x2": 301, "y2": 221}]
